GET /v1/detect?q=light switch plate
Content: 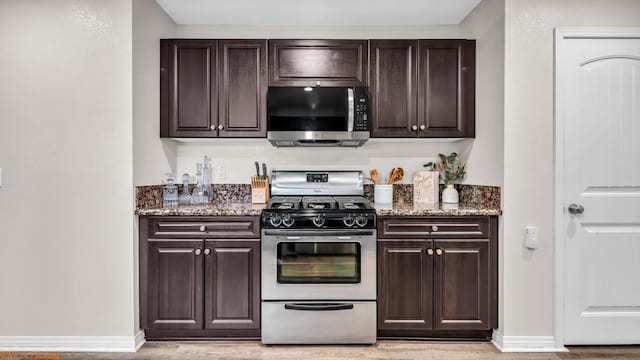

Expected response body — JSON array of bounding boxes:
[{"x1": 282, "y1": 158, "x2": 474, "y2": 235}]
[
  {"x1": 0, "y1": 167, "x2": 3, "y2": 188},
  {"x1": 525, "y1": 226, "x2": 538, "y2": 249},
  {"x1": 214, "y1": 165, "x2": 226, "y2": 180}
]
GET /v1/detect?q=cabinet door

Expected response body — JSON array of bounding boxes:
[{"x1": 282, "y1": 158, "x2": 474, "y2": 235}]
[
  {"x1": 433, "y1": 240, "x2": 490, "y2": 330},
  {"x1": 378, "y1": 240, "x2": 433, "y2": 331},
  {"x1": 418, "y1": 40, "x2": 475, "y2": 138},
  {"x1": 146, "y1": 240, "x2": 204, "y2": 330},
  {"x1": 204, "y1": 240, "x2": 260, "y2": 330},
  {"x1": 269, "y1": 39, "x2": 368, "y2": 86},
  {"x1": 161, "y1": 39, "x2": 218, "y2": 138},
  {"x1": 218, "y1": 40, "x2": 267, "y2": 137},
  {"x1": 370, "y1": 40, "x2": 418, "y2": 137}
]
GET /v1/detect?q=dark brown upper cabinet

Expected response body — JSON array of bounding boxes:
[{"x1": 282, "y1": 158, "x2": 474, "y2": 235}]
[
  {"x1": 370, "y1": 39, "x2": 475, "y2": 138},
  {"x1": 218, "y1": 40, "x2": 267, "y2": 137},
  {"x1": 268, "y1": 39, "x2": 368, "y2": 87},
  {"x1": 160, "y1": 39, "x2": 267, "y2": 138},
  {"x1": 418, "y1": 40, "x2": 475, "y2": 138},
  {"x1": 370, "y1": 40, "x2": 418, "y2": 138},
  {"x1": 161, "y1": 40, "x2": 218, "y2": 138}
]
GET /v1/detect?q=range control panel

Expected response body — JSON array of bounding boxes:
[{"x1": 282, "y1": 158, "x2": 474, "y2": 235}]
[{"x1": 353, "y1": 87, "x2": 369, "y2": 131}]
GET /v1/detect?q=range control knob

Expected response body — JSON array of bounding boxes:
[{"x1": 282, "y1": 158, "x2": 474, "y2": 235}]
[
  {"x1": 343, "y1": 214, "x2": 355, "y2": 227},
  {"x1": 282, "y1": 214, "x2": 295, "y2": 228},
  {"x1": 355, "y1": 214, "x2": 368, "y2": 227},
  {"x1": 312, "y1": 214, "x2": 326, "y2": 228},
  {"x1": 269, "y1": 214, "x2": 282, "y2": 227}
]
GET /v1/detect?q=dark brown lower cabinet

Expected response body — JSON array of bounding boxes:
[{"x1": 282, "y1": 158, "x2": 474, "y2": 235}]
[
  {"x1": 146, "y1": 240, "x2": 204, "y2": 330},
  {"x1": 377, "y1": 217, "x2": 497, "y2": 339},
  {"x1": 205, "y1": 240, "x2": 260, "y2": 330},
  {"x1": 378, "y1": 241, "x2": 433, "y2": 331},
  {"x1": 140, "y1": 217, "x2": 261, "y2": 339}
]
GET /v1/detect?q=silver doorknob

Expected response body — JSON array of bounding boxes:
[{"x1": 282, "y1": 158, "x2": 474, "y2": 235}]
[
  {"x1": 568, "y1": 204, "x2": 584, "y2": 214},
  {"x1": 411, "y1": 125, "x2": 418, "y2": 131},
  {"x1": 436, "y1": 248, "x2": 443, "y2": 256},
  {"x1": 195, "y1": 249, "x2": 202, "y2": 256},
  {"x1": 420, "y1": 125, "x2": 426, "y2": 130},
  {"x1": 204, "y1": 248, "x2": 211, "y2": 255},
  {"x1": 210, "y1": 125, "x2": 216, "y2": 130},
  {"x1": 427, "y1": 248, "x2": 434, "y2": 256},
  {"x1": 218, "y1": 124, "x2": 224, "y2": 130}
]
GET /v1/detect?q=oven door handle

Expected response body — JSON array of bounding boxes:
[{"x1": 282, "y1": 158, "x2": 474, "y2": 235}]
[
  {"x1": 264, "y1": 230, "x2": 375, "y2": 237},
  {"x1": 284, "y1": 303, "x2": 354, "y2": 311}
]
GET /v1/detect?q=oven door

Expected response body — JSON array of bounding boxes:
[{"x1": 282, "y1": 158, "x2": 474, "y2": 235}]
[{"x1": 261, "y1": 229, "x2": 376, "y2": 300}]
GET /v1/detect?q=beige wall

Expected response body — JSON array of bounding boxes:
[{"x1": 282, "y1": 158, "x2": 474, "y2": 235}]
[
  {"x1": 133, "y1": 0, "x2": 177, "y2": 187},
  {"x1": 459, "y1": 0, "x2": 505, "y2": 331},
  {"x1": 0, "y1": 0, "x2": 135, "y2": 337},
  {"x1": 132, "y1": 0, "x2": 177, "y2": 332},
  {"x1": 502, "y1": 0, "x2": 640, "y2": 337}
]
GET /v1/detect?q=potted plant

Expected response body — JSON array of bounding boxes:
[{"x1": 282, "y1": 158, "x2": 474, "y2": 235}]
[{"x1": 424, "y1": 152, "x2": 466, "y2": 204}]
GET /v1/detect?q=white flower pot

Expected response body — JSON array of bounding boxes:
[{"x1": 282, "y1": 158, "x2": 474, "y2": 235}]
[{"x1": 442, "y1": 184, "x2": 459, "y2": 204}]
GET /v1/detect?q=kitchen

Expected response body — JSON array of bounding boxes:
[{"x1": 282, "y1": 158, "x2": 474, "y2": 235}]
[{"x1": 0, "y1": 0, "x2": 639, "y2": 359}]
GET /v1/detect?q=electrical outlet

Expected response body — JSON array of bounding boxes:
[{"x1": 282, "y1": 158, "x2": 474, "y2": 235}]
[
  {"x1": 214, "y1": 165, "x2": 226, "y2": 180},
  {"x1": 525, "y1": 226, "x2": 538, "y2": 249}
]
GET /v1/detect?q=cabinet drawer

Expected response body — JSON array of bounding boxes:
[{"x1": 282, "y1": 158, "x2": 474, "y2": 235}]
[
  {"x1": 378, "y1": 217, "x2": 489, "y2": 239},
  {"x1": 148, "y1": 217, "x2": 260, "y2": 239}
]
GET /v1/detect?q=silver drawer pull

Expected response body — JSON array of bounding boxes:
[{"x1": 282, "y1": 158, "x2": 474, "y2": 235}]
[
  {"x1": 432, "y1": 225, "x2": 439, "y2": 232},
  {"x1": 195, "y1": 249, "x2": 202, "y2": 256},
  {"x1": 436, "y1": 248, "x2": 443, "y2": 256},
  {"x1": 427, "y1": 248, "x2": 434, "y2": 256},
  {"x1": 199, "y1": 225, "x2": 206, "y2": 232},
  {"x1": 204, "y1": 248, "x2": 211, "y2": 255}
]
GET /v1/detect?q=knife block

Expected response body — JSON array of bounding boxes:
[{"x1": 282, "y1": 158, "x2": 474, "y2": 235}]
[{"x1": 251, "y1": 176, "x2": 270, "y2": 204}]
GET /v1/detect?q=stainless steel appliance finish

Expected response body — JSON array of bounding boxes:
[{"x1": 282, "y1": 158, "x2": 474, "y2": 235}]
[
  {"x1": 261, "y1": 170, "x2": 377, "y2": 345},
  {"x1": 270, "y1": 170, "x2": 364, "y2": 196},
  {"x1": 261, "y1": 228, "x2": 377, "y2": 301},
  {"x1": 261, "y1": 301, "x2": 376, "y2": 344},
  {"x1": 267, "y1": 87, "x2": 370, "y2": 147}
]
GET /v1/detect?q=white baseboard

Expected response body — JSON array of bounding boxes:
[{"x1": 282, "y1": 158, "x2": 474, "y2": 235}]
[
  {"x1": 0, "y1": 330, "x2": 145, "y2": 353},
  {"x1": 492, "y1": 330, "x2": 568, "y2": 352}
]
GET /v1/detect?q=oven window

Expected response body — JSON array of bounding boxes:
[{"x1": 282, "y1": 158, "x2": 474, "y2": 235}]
[{"x1": 277, "y1": 242, "x2": 361, "y2": 284}]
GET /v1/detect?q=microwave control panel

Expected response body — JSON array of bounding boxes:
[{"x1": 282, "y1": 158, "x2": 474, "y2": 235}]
[{"x1": 353, "y1": 87, "x2": 369, "y2": 131}]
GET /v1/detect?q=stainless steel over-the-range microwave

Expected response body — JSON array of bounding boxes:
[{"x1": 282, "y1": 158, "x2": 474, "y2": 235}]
[{"x1": 266, "y1": 86, "x2": 370, "y2": 147}]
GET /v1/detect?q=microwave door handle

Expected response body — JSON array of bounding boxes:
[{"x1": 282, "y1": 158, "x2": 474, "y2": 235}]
[{"x1": 347, "y1": 88, "x2": 355, "y2": 131}]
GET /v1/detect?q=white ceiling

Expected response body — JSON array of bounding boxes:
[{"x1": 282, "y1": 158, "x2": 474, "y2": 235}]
[{"x1": 155, "y1": 0, "x2": 482, "y2": 26}]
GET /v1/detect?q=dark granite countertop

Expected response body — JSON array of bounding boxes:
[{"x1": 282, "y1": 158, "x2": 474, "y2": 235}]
[
  {"x1": 136, "y1": 202, "x2": 265, "y2": 216},
  {"x1": 374, "y1": 201, "x2": 501, "y2": 217},
  {"x1": 136, "y1": 201, "x2": 500, "y2": 217}
]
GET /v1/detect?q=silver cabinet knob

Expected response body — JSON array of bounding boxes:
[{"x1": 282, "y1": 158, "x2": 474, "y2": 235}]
[
  {"x1": 568, "y1": 204, "x2": 585, "y2": 214},
  {"x1": 218, "y1": 124, "x2": 224, "y2": 130},
  {"x1": 420, "y1": 125, "x2": 426, "y2": 130},
  {"x1": 427, "y1": 248, "x2": 434, "y2": 256},
  {"x1": 432, "y1": 225, "x2": 439, "y2": 232},
  {"x1": 195, "y1": 249, "x2": 202, "y2": 256},
  {"x1": 199, "y1": 225, "x2": 206, "y2": 232},
  {"x1": 204, "y1": 248, "x2": 211, "y2": 255},
  {"x1": 210, "y1": 125, "x2": 216, "y2": 130},
  {"x1": 411, "y1": 125, "x2": 418, "y2": 131},
  {"x1": 436, "y1": 248, "x2": 443, "y2": 256}
]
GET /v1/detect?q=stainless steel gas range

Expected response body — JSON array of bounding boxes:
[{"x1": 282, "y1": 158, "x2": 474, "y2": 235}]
[{"x1": 261, "y1": 170, "x2": 377, "y2": 344}]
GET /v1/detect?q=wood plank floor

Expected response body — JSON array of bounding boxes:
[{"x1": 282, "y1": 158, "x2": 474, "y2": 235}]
[{"x1": 52, "y1": 341, "x2": 640, "y2": 360}]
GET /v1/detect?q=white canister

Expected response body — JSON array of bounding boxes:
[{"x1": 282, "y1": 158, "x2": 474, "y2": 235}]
[{"x1": 374, "y1": 184, "x2": 393, "y2": 205}]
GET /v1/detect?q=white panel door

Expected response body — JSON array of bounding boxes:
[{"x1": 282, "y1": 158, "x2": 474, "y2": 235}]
[{"x1": 561, "y1": 36, "x2": 640, "y2": 345}]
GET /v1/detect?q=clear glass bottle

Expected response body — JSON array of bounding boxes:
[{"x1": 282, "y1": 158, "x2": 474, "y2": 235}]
[
  {"x1": 203, "y1": 155, "x2": 213, "y2": 202},
  {"x1": 191, "y1": 163, "x2": 206, "y2": 204},
  {"x1": 178, "y1": 173, "x2": 192, "y2": 205},
  {"x1": 162, "y1": 173, "x2": 179, "y2": 208}
]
